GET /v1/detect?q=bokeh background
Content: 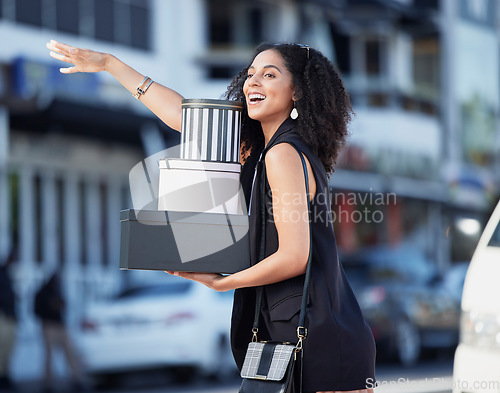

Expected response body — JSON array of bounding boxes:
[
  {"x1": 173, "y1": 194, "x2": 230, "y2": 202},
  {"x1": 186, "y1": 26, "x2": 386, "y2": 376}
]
[{"x1": 0, "y1": 0, "x2": 499, "y2": 388}]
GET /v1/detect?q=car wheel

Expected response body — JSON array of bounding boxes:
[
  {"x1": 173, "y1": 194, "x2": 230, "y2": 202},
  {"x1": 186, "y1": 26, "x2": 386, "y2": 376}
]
[
  {"x1": 395, "y1": 317, "x2": 420, "y2": 367},
  {"x1": 172, "y1": 366, "x2": 196, "y2": 383},
  {"x1": 92, "y1": 372, "x2": 121, "y2": 389}
]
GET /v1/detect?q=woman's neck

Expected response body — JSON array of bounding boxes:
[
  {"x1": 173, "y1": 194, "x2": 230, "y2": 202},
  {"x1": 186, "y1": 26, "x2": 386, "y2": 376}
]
[{"x1": 261, "y1": 114, "x2": 290, "y2": 146}]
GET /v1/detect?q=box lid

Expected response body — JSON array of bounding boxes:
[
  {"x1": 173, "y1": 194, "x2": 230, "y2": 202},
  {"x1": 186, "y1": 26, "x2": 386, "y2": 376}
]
[
  {"x1": 181, "y1": 99, "x2": 243, "y2": 111},
  {"x1": 158, "y1": 158, "x2": 241, "y2": 173},
  {"x1": 120, "y1": 209, "x2": 249, "y2": 227}
]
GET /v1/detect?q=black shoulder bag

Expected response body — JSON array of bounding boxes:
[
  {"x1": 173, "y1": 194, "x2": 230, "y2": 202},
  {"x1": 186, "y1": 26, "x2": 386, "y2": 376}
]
[{"x1": 239, "y1": 142, "x2": 313, "y2": 393}]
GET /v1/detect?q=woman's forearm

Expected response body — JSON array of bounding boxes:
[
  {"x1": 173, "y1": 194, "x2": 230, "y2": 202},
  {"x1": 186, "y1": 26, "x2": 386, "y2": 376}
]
[
  {"x1": 105, "y1": 54, "x2": 184, "y2": 131},
  {"x1": 221, "y1": 249, "x2": 308, "y2": 291},
  {"x1": 169, "y1": 247, "x2": 307, "y2": 293}
]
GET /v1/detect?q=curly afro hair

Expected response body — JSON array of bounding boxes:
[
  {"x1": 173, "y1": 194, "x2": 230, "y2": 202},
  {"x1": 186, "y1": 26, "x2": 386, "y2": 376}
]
[{"x1": 224, "y1": 42, "x2": 353, "y2": 175}]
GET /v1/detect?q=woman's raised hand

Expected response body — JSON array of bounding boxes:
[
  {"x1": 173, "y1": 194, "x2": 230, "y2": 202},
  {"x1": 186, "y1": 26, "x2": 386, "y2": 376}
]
[
  {"x1": 46, "y1": 39, "x2": 185, "y2": 130},
  {"x1": 46, "y1": 40, "x2": 109, "y2": 74}
]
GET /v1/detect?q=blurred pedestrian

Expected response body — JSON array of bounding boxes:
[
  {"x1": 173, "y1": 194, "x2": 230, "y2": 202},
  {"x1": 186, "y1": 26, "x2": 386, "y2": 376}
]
[
  {"x1": 46, "y1": 40, "x2": 376, "y2": 393},
  {"x1": 34, "y1": 273, "x2": 86, "y2": 393},
  {"x1": 0, "y1": 248, "x2": 18, "y2": 392}
]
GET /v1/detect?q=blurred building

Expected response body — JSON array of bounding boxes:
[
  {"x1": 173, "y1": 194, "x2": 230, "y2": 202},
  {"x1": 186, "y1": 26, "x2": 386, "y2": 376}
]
[
  {"x1": 329, "y1": 0, "x2": 499, "y2": 269},
  {"x1": 0, "y1": 0, "x2": 499, "y2": 382}
]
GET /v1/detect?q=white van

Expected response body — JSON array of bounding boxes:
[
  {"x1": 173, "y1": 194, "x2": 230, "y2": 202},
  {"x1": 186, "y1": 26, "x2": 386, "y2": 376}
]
[{"x1": 453, "y1": 200, "x2": 500, "y2": 393}]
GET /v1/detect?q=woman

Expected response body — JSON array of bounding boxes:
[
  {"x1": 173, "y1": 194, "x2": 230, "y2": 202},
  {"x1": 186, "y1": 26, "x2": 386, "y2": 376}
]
[{"x1": 47, "y1": 40, "x2": 376, "y2": 393}]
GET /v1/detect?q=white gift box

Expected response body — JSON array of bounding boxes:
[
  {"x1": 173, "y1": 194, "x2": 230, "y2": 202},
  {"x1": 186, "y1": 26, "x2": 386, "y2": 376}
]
[{"x1": 157, "y1": 158, "x2": 245, "y2": 215}]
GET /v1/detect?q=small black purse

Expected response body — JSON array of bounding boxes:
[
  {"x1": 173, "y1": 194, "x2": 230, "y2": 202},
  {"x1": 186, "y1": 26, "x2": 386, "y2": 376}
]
[
  {"x1": 239, "y1": 341, "x2": 298, "y2": 393},
  {"x1": 239, "y1": 142, "x2": 313, "y2": 393}
]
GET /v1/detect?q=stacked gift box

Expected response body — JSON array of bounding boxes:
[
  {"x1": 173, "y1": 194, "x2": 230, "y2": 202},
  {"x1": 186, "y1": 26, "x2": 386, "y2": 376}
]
[{"x1": 119, "y1": 99, "x2": 250, "y2": 274}]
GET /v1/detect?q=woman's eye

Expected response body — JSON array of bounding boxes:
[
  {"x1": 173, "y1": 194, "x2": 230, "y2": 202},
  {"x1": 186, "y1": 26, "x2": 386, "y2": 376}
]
[
  {"x1": 264, "y1": 73, "x2": 275, "y2": 78},
  {"x1": 246, "y1": 74, "x2": 253, "y2": 79}
]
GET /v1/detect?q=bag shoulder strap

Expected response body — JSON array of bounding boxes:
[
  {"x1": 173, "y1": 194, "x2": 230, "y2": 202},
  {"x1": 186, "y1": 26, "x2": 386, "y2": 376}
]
[{"x1": 252, "y1": 141, "x2": 313, "y2": 346}]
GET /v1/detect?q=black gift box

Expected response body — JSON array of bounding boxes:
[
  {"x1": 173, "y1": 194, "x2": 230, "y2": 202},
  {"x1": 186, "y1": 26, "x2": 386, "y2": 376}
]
[{"x1": 119, "y1": 209, "x2": 250, "y2": 274}]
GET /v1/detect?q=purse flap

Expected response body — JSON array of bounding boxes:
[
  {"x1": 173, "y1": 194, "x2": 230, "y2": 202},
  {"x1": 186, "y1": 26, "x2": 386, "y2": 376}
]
[{"x1": 240, "y1": 342, "x2": 295, "y2": 381}]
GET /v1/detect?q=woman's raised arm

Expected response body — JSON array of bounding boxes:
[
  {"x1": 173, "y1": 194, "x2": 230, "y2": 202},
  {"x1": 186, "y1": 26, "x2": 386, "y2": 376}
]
[{"x1": 46, "y1": 40, "x2": 183, "y2": 131}]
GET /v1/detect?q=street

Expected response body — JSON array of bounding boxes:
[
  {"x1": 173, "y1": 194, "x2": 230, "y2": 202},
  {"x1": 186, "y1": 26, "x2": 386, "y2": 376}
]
[{"x1": 78, "y1": 356, "x2": 454, "y2": 393}]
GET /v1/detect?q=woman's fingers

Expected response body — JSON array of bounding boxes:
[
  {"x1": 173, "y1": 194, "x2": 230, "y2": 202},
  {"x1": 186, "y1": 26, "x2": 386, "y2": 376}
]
[
  {"x1": 49, "y1": 40, "x2": 75, "y2": 54},
  {"x1": 60, "y1": 66, "x2": 78, "y2": 74},
  {"x1": 46, "y1": 41, "x2": 69, "y2": 56},
  {"x1": 49, "y1": 51, "x2": 71, "y2": 63},
  {"x1": 47, "y1": 43, "x2": 78, "y2": 73}
]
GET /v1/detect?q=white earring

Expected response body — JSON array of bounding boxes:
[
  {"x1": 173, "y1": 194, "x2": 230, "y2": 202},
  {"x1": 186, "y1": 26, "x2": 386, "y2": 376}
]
[{"x1": 290, "y1": 103, "x2": 298, "y2": 120}]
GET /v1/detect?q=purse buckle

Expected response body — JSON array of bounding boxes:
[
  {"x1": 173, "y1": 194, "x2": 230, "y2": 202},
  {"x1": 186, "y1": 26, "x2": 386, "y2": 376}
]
[
  {"x1": 297, "y1": 326, "x2": 307, "y2": 339},
  {"x1": 252, "y1": 327, "x2": 258, "y2": 343},
  {"x1": 296, "y1": 326, "x2": 307, "y2": 353}
]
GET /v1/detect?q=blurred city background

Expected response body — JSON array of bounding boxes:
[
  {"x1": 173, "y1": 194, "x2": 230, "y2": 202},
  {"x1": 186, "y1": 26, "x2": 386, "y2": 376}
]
[{"x1": 0, "y1": 0, "x2": 499, "y2": 392}]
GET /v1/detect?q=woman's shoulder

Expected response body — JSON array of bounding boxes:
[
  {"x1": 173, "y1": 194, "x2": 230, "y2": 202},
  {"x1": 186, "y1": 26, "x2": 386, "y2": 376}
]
[
  {"x1": 264, "y1": 144, "x2": 306, "y2": 186},
  {"x1": 267, "y1": 131, "x2": 319, "y2": 170},
  {"x1": 264, "y1": 142, "x2": 301, "y2": 168},
  {"x1": 270, "y1": 125, "x2": 312, "y2": 155}
]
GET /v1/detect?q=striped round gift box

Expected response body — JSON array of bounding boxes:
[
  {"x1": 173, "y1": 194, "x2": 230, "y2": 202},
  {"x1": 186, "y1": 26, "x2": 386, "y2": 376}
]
[{"x1": 180, "y1": 99, "x2": 243, "y2": 163}]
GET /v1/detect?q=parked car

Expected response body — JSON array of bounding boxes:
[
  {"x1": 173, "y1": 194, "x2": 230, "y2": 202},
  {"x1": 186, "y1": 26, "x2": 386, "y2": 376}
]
[
  {"x1": 453, "y1": 200, "x2": 500, "y2": 393},
  {"x1": 341, "y1": 245, "x2": 467, "y2": 366},
  {"x1": 77, "y1": 277, "x2": 237, "y2": 384}
]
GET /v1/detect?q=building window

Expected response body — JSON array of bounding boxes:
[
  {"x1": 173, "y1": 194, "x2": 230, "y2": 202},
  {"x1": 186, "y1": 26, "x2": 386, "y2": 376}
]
[
  {"x1": 206, "y1": 0, "x2": 269, "y2": 79},
  {"x1": 347, "y1": 35, "x2": 390, "y2": 107},
  {"x1": 331, "y1": 27, "x2": 351, "y2": 74},
  {"x1": 209, "y1": 65, "x2": 243, "y2": 79},
  {"x1": 332, "y1": 190, "x2": 391, "y2": 253},
  {"x1": 55, "y1": 0, "x2": 79, "y2": 35},
  {"x1": 92, "y1": 0, "x2": 150, "y2": 49},
  {"x1": 208, "y1": 1, "x2": 265, "y2": 48},
  {"x1": 415, "y1": 0, "x2": 439, "y2": 9},
  {"x1": 15, "y1": 0, "x2": 43, "y2": 27},
  {"x1": 209, "y1": 0, "x2": 232, "y2": 48},
  {"x1": 0, "y1": 0, "x2": 14, "y2": 20},
  {"x1": 362, "y1": 38, "x2": 389, "y2": 78},
  {"x1": 413, "y1": 35, "x2": 440, "y2": 101},
  {"x1": 247, "y1": 7, "x2": 264, "y2": 46},
  {"x1": 6, "y1": 0, "x2": 150, "y2": 50},
  {"x1": 365, "y1": 40, "x2": 382, "y2": 76},
  {"x1": 129, "y1": 3, "x2": 149, "y2": 49},
  {"x1": 94, "y1": 0, "x2": 115, "y2": 42}
]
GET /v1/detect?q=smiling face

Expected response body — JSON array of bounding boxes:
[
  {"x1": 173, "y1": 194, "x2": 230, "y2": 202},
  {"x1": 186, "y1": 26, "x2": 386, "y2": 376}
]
[{"x1": 243, "y1": 49, "x2": 296, "y2": 132}]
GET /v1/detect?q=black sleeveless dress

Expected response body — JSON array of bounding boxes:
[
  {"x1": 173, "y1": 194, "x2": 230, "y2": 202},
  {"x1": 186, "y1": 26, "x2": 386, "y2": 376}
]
[{"x1": 231, "y1": 118, "x2": 376, "y2": 392}]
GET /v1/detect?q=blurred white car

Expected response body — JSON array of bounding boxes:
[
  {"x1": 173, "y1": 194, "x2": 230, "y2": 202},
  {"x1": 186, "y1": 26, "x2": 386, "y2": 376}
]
[
  {"x1": 453, "y1": 200, "x2": 500, "y2": 393},
  {"x1": 78, "y1": 277, "x2": 237, "y2": 381}
]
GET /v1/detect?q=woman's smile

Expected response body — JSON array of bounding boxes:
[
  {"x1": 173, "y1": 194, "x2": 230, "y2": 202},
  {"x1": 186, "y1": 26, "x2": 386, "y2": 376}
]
[{"x1": 247, "y1": 92, "x2": 266, "y2": 104}]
